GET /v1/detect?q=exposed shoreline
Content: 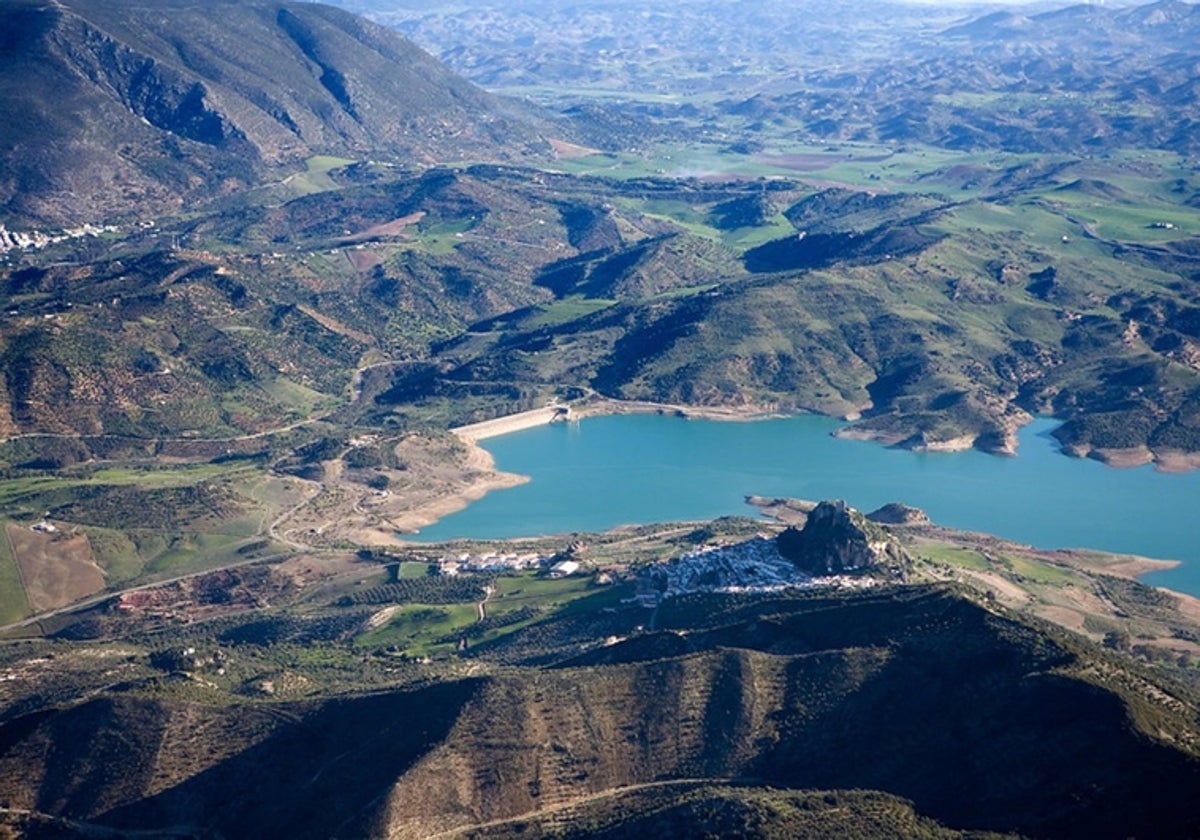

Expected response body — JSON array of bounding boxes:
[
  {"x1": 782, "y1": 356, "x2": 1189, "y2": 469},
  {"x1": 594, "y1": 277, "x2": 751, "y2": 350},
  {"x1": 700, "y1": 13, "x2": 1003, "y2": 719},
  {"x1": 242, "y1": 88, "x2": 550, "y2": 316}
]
[
  {"x1": 387, "y1": 466, "x2": 529, "y2": 536},
  {"x1": 383, "y1": 429, "x2": 532, "y2": 537},
  {"x1": 1066, "y1": 443, "x2": 1200, "y2": 474},
  {"x1": 574, "y1": 397, "x2": 785, "y2": 423}
]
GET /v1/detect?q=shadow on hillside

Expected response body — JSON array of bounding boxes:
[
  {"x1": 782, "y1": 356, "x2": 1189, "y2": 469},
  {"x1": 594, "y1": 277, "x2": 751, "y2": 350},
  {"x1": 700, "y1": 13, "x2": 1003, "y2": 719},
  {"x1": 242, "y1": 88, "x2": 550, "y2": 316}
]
[
  {"x1": 544, "y1": 587, "x2": 1200, "y2": 838},
  {"x1": 92, "y1": 678, "x2": 484, "y2": 838}
]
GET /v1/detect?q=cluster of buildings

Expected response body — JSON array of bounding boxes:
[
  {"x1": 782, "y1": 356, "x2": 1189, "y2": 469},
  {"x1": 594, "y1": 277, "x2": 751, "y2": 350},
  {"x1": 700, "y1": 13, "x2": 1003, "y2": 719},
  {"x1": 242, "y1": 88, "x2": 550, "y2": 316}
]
[
  {"x1": 419, "y1": 533, "x2": 887, "y2": 606},
  {"x1": 435, "y1": 551, "x2": 562, "y2": 577},
  {"x1": 0, "y1": 222, "x2": 117, "y2": 254},
  {"x1": 637, "y1": 536, "x2": 878, "y2": 606}
]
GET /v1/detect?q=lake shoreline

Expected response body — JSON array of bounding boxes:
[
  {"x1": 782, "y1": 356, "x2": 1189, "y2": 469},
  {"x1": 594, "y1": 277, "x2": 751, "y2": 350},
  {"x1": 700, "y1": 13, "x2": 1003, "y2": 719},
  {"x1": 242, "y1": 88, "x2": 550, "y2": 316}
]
[
  {"x1": 574, "y1": 397, "x2": 786, "y2": 424},
  {"x1": 386, "y1": 442, "x2": 530, "y2": 536},
  {"x1": 1075, "y1": 444, "x2": 1200, "y2": 474},
  {"x1": 423, "y1": 406, "x2": 1199, "y2": 596},
  {"x1": 454, "y1": 399, "x2": 1200, "y2": 473}
]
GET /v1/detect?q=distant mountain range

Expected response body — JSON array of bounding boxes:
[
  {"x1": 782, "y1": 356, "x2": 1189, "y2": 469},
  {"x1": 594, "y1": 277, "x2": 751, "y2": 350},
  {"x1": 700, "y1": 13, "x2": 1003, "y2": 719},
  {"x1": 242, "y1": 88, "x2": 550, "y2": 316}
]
[
  {"x1": 0, "y1": 0, "x2": 553, "y2": 226},
  {"x1": 360, "y1": 0, "x2": 1200, "y2": 156},
  {"x1": 8, "y1": 0, "x2": 1196, "y2": 226},
  {"x1": 945, "y1": 0, "x2": 1200, "y2": 47}
]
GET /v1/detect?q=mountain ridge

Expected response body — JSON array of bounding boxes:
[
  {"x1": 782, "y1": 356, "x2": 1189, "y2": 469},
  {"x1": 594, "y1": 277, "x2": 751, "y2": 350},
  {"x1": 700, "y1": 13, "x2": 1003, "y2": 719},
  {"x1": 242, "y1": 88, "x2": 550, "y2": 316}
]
[
  {"x1": 0, "y1": 0, "x2": 553, "y2": 226},
  {"x1": 3, "y1": 585, "x2": 1199, "y2": 838}
]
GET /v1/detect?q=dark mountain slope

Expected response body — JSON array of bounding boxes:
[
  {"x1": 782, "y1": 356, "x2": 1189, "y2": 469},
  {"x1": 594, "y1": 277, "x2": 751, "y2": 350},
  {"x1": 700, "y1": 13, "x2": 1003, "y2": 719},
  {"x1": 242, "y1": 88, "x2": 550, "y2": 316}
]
[
  {"x1": 2, "y1": 587, "x2": 1199, "y2": 838},
  {"x1": 0, "y1": 680, "x2": 483, "y2": 839},
  {"x1": 479, "y1": 786, "x2": 998, "y2": 839},
  {"x1": 0, "y1": 0, "x2": 551, "y2": 226}
]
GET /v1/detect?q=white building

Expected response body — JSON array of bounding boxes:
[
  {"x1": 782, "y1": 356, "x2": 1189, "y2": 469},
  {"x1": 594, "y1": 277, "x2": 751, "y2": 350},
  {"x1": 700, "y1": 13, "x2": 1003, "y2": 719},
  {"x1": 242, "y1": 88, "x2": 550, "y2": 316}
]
[{"x1": 549, "y1": 559, "x2": 581, "y2": 578}]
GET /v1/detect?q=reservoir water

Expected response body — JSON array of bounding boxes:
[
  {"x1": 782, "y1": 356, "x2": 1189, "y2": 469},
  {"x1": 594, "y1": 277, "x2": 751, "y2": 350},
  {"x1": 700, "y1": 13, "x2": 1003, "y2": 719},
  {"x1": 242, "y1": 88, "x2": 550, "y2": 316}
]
[{"x1": 415, "y1": 414, "x2": 1200, "y2": 595}]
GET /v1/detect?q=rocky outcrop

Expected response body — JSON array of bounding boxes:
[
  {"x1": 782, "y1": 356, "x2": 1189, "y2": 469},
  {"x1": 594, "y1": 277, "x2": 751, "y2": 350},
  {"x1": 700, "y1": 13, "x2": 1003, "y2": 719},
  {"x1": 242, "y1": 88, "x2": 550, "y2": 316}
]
[
  {"x1": 776, "y1": 499, "x2": 909, "y2": 576},
  {"x1": 867, "y1": 502, "x2": 931, "y2": 526}
]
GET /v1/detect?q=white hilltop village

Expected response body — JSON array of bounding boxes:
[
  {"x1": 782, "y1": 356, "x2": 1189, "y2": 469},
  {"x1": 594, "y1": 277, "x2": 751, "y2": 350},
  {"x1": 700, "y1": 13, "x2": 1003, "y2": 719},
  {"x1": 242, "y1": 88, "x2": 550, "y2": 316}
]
[
  {"x1": 429, "y1": 529, "x2": 890, "y2": 607},
  {"x1": 422, "y1": 500, "x2": 903, "y2": 605},
  {"x1": 635, "y1": 535, "x2": 880, "y2": 607}
]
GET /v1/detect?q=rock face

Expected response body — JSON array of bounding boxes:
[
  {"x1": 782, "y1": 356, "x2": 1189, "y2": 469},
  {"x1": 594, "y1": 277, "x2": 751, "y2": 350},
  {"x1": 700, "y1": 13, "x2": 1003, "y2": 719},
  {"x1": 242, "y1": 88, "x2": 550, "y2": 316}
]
[{"x1": 777, "y1": 499, "x2": 908, "y2": 576}]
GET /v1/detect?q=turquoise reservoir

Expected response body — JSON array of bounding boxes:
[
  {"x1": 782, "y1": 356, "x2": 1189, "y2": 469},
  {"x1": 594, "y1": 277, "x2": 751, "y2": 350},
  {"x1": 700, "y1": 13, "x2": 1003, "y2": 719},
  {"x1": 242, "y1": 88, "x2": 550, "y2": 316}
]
[{"x1": 414, "y1": 415, "x2": 1200, "y2": 595}]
